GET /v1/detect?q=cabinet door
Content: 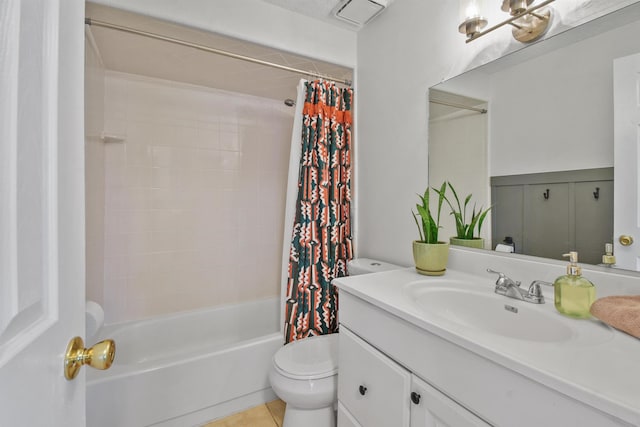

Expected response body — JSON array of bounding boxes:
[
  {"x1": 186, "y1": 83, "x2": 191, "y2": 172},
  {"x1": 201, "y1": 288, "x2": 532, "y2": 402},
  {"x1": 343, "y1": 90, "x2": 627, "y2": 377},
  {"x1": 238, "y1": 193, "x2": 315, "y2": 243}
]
[
  {"x1": 338, "y1": 327, "x2": 411, "y2": 427},
  {"x1": 575, "y1": 180, "x2": 613, "y2": 265},
  {"x1": 338, "y1": 402, "x2": 363, "y2": 427},
  {"x1": 525, "y1": 183, "x2": 570, "y2": 259},
  {"x1": 410, "y1": 375, "x2": 490, "y2": 427}
]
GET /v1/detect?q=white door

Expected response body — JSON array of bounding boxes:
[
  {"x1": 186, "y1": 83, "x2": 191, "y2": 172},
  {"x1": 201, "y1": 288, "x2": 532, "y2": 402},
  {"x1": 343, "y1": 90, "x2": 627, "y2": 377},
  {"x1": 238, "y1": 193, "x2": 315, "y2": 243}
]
[
  {"x1": 614, "y1": 53, "x2": 640, "y2": 271},
  {"x1": 0, "y1": 0, "x2": 86, "y2": 425}
]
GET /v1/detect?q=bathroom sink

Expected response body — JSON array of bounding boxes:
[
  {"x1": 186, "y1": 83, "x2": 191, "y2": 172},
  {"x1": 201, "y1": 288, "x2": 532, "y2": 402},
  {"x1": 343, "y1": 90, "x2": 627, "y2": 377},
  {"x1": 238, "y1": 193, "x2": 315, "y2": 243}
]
[{"x1": 405, "y1": 282, "x2": 573, "y2": 342}]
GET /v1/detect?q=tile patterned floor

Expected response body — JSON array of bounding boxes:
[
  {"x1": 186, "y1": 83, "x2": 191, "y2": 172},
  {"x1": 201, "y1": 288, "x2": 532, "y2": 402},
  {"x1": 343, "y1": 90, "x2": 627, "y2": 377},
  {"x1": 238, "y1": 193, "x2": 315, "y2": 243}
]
[{"x1": 203, "y1": 400, "x2": 285, "y2": 427}]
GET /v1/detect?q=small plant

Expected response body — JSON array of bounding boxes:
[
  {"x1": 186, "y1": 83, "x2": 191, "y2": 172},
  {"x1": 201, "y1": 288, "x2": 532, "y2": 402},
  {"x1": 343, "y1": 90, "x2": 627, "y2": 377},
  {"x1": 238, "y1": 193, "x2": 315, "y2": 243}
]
[
  {"x1": 435, "y1": 182, "x2": 491, "y2": 240},
  {"x1": 412, "y1": 181, "x2": 447, "y2": 244}
]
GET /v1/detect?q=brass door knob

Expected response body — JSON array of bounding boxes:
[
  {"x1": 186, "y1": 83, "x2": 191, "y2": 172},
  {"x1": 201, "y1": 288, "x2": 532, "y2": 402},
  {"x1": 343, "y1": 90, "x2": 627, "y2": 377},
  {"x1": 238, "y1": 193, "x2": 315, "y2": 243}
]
[
  {"x1": 619, "y1": 235, "x2": 634, "y2": 247},
  {"x1": 64, "y1": 336, "x2": 116, "y2": 380}
]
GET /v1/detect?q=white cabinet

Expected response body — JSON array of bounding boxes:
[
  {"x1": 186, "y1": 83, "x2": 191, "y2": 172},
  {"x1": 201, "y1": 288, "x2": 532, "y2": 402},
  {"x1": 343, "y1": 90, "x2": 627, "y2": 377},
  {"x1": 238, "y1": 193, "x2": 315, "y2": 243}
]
[
  {"x1": 337, "y1": 290, "x2": 632, "y2": 427},
  {"x1": 338, "y1": 327, "x2": 489, "y2": 427},
  {"x1": 337, "y1": 402, "x2": 363, "y2": 427},
  {"x1": 338, "y1": 327, "x2": 411, "y2": 427},
  {"x1": 410, "y1": 375, "x2": 490, "y2": 427}
]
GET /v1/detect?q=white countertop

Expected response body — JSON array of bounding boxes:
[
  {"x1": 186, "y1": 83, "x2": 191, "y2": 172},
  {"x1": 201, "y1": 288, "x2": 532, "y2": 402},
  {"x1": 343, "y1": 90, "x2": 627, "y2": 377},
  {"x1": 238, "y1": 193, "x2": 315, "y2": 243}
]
[{"x1": 334, "y1": 267, "x2": 640, "y2": 425}]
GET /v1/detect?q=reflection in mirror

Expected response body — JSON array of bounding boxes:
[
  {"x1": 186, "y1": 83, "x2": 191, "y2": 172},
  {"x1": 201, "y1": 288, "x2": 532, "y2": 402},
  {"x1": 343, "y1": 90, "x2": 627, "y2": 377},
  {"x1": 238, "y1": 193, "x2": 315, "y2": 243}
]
[
  {"x1": 428, "y1": 90, "x2": 489, "y2": 248},
  {"x1": 490, "y1": 168, "x2": 613, "y2": 265},
  {"x1": 428, "y1": 4, "x2": 640, "y2": 270}
]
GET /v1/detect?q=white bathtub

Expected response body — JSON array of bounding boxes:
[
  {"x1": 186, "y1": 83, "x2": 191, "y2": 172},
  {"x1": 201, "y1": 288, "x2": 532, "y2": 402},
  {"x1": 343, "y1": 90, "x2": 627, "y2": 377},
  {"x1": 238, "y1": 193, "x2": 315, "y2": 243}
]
[{"x1": 87, "y1": 297, "x2": 282, "y2": 427}]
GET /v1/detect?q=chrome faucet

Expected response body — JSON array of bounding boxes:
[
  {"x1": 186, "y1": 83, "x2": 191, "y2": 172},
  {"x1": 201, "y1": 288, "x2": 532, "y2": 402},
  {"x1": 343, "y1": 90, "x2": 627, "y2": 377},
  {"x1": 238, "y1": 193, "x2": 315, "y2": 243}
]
[{"x1": 486, "y1": 269, "x2": 547, "y2": 304}]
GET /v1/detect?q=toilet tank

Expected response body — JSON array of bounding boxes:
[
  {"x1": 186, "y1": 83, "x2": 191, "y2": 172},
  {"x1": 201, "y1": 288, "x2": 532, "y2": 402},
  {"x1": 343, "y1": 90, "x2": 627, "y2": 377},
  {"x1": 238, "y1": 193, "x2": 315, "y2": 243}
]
[{"x1": 347, "y1": 258, "x2": 402, "y2": 276}]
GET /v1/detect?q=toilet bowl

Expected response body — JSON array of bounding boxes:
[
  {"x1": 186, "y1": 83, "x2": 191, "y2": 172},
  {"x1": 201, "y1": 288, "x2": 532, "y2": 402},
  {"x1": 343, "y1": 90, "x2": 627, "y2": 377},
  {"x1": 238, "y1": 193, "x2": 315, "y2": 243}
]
[
  {"x1": 270, "y1": 258, "x2": 401, "y2": 427},
  {"x1": 269, "y1": 334, "x2": 339, "y2": 427}
]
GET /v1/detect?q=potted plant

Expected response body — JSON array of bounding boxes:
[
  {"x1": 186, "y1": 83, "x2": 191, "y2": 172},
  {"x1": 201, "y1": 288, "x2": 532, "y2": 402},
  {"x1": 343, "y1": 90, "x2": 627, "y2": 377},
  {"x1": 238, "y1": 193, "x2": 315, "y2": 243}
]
[
  {"x1": 435, "y1": 182, "x2": 491, "y2": 249},
  {"x1": 412, "y1": 181, "x2": 449, "y2": 276}
]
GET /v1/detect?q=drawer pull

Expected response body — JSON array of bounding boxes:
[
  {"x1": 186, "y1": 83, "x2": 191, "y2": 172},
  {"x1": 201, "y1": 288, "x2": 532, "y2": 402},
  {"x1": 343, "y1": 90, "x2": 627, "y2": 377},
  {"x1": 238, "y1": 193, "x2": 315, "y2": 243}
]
[
  {"x1": 359, "y1": 385, "x2": 367, "y2": 396},
  {"x1": 411, "y1": 391, "x2": 421, "y2": 404}
]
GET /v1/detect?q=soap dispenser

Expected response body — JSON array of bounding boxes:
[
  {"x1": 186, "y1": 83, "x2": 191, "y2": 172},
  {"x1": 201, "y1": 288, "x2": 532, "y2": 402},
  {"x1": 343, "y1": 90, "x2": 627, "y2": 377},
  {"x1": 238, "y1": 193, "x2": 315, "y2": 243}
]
[
  {"x1": 601, "y1": 243, "x2": 616, "y2": 267},
  {"x1": 554, "y1": 251, "x2": 596, "y2": 318}
]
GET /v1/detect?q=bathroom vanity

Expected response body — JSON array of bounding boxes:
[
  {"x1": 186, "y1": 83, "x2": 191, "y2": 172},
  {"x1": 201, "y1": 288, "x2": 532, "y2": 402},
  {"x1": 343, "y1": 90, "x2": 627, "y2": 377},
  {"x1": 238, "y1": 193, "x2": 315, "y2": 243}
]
[{"x1": 334, "y1": 262, "x2": 640, "y2": 427}]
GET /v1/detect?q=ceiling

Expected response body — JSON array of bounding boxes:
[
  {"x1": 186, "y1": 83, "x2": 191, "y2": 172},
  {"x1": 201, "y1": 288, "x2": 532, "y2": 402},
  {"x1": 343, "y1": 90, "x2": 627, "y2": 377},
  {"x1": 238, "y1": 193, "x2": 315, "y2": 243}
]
[
  {"x1": 86, "y1": 2, "x2": 354, "y2": 103},
  {"x1": 262, "y1": 0, "x2": 355, "y2": 29}
]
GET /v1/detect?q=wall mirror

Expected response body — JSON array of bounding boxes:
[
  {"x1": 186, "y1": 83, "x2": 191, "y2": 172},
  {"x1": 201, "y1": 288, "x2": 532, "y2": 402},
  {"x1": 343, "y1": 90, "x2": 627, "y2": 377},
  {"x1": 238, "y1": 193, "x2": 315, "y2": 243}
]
[{"x1": 428, "y1": 2, "x2": 640, "y2": 271}]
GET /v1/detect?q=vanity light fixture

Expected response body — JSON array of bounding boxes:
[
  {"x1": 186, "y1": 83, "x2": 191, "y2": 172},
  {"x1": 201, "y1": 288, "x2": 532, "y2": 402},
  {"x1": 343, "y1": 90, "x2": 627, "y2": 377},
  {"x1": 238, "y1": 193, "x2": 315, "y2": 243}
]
[{"x1": 459, "y1": 0, "x2": 555, "y2": 43}]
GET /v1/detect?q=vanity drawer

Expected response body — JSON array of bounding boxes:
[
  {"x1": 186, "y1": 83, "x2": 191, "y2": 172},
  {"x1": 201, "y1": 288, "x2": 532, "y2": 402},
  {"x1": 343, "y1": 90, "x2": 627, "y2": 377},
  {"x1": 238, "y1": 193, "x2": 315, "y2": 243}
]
[{"x1": 338, "y1": 327, "x2": 411, "y2": 427}]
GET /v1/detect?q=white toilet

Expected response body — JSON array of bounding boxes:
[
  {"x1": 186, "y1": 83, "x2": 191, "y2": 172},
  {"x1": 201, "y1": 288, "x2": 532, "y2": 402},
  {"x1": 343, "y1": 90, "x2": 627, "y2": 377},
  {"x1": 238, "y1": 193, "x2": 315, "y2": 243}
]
[{"x1": 269, "y1": 258, "x2": 401, "y2": 427}]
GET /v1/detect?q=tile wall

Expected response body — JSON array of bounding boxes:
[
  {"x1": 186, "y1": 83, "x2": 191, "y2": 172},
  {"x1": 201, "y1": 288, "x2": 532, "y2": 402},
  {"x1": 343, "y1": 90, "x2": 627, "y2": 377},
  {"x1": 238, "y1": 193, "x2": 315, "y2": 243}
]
[
  {"x1": 85, "y1": 32, "x2": 106, "y2": 306},
  {"x1": 102, "y1": 72, "x2": 294, "y2": 324}
]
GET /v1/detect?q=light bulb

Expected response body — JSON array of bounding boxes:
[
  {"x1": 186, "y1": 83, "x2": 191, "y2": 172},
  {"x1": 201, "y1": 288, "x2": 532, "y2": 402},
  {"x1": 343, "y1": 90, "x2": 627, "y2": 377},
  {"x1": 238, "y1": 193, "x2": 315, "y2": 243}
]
[
  {"x1": 459, "y1": 0, "x2": 488, "y2": 37},
  {"x1": 465, "y1": 1, "x2": 480, "y2": 18},
  {"x1": 460, "y1": 0, "x2": 485, "y2": 20}
]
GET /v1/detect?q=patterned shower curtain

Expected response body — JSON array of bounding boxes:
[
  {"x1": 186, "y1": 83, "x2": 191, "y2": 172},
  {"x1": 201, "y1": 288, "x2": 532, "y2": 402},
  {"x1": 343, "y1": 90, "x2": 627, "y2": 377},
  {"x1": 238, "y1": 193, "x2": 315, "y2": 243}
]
[{"x1": 284, "y1": 80, "x2": 354, "y2": 343}]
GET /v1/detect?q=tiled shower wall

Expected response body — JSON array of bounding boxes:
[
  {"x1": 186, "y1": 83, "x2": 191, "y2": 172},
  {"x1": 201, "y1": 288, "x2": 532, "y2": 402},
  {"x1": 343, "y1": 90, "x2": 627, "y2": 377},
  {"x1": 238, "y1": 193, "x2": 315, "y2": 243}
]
[
  {"x1": 102, "y1": 72, "x2": 294, "y2": 324},
  {"x1": 85, "y1": 33, "x2": 105, "y2": 307}
]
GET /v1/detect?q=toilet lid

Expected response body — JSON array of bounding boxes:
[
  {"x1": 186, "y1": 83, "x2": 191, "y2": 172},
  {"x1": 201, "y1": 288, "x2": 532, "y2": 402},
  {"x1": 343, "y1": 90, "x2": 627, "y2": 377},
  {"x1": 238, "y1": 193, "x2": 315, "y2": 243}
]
[{"x1": 274, "y1": 334, "x2": 339, "y2": 380}]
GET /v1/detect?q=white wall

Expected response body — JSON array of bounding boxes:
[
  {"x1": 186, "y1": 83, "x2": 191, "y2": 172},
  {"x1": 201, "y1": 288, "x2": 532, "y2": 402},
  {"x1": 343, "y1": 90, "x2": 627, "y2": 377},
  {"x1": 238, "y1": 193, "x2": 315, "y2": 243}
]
[
  {"x1": 429, "y1": 111, "x2": 489, "y2": 245},
  {"x1": 431, "y1": 16, "x2": 640, "y2": 183},
  {"x1": 102, "y1": 72, "x2": 293, "y2": 324},
  {"x1": 355, "y1": 0, "x2": 640, "y2": 267},
  {"x1": 89, "y1": 0, "x2": 356, "y2": 68},
  {"x1": 85, "y1": 29, "x2": 106, "y2": 305},
  {"x1": 490, "y1": 19, "x2": 640, "y2": 176}
]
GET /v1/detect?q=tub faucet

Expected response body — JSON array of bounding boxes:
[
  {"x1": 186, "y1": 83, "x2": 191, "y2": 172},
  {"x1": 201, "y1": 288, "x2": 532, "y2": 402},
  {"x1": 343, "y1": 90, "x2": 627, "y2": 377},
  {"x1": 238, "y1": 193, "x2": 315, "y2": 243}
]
[{"x1": 486, "y1": 269, "x2": 546, "y2": 304}]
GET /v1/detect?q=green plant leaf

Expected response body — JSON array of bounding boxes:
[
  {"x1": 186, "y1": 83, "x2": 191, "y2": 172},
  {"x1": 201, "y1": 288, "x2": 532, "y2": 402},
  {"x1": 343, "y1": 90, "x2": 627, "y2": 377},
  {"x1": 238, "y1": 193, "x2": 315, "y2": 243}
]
[
  {"x1": 477, "y1": 206, "x2": 492, "y2": 236},
  {"x1": 467, "y1": 209, "x2": 480, "y2": 239},
  {"x1": 463, "y1": 194, "x2": 472, "y2": 225},
  {"x1": 436, "y1": 181, "x2": 447, "y2": 225},
  {"x1": 451, "y1": 212, "x2": 465, "y2": 237},
  {"x1": 413, "y1": 185, "x2": 444, "y2": 244},
  {"x1": 416, "y1": 203, "x2": 429, "y2": 224},
  {"x1": 412, "y1": 211, "x2": 424, "y2": 242},
  {"x1": 447, "y1": 182, "x2": 462, "y2": 214},
  {"x1": 441, "y1": 182, "x2": 492, "y2": 240}
]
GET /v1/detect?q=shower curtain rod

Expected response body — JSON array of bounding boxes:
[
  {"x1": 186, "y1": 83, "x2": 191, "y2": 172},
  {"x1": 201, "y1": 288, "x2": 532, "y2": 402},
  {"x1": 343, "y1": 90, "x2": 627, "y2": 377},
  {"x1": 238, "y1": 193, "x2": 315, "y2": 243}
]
[
  {"x1": 85, "y1": 18, "x2": 353, "y2": 86},
  {"x1": 429, "y1": 99, "x2": 487, "y2": 114}
]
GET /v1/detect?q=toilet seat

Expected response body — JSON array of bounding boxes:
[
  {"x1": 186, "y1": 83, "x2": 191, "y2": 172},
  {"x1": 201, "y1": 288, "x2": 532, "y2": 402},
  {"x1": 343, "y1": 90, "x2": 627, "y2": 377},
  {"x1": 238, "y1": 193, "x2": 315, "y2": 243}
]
[{"x1": 274, "y1": 334, "x2": 338, "y2": 380}]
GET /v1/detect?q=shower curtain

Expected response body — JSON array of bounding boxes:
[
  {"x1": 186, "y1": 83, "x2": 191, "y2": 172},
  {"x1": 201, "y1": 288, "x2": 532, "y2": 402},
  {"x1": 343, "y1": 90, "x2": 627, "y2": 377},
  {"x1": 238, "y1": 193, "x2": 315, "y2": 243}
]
[{"x1": 282, "y1": 80, "x2": 354, "y2": 343}]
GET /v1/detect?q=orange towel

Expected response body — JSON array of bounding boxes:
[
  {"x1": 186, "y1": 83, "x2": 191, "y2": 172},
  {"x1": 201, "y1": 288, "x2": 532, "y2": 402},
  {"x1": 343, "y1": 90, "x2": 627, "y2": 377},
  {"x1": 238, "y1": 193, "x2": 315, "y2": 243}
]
[{"x1": 590, "y1": 296, "x2": 640, "y2": 339}]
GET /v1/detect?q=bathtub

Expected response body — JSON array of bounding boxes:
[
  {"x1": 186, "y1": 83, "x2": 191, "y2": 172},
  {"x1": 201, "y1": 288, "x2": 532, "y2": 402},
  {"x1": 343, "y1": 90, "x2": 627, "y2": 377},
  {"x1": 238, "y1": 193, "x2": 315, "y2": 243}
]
[{"x1": 87, "y1": 297, "x2": 282, "y2": 427}]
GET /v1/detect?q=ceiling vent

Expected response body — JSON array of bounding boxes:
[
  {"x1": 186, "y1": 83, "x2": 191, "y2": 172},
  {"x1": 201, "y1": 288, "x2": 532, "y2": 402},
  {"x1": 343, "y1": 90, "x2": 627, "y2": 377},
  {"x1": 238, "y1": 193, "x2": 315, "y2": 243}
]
[{"x1": 332, "y1": 0, "x2": 391, "y2": 27}]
